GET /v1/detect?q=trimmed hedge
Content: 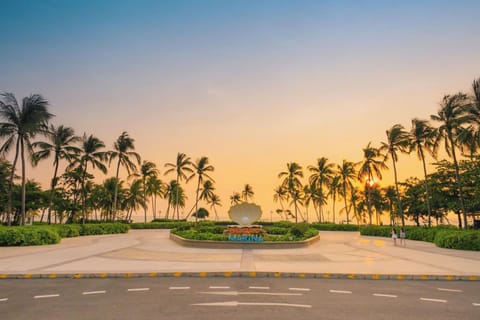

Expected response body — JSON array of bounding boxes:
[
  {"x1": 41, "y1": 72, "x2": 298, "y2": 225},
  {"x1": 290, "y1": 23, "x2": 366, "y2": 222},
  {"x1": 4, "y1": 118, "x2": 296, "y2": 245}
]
[
  {"x1": 311, "y1": 223, "x2": 359, "y2": 231},
  {"x1": 0, "y1": 223, "x2": 129, "y2": 246},
  {"x1": 359, "y1": 225, "x2": 480, "y2": 251},
  {"x1": 130, "y1": 222, "x2": 192, "y2": 229}
]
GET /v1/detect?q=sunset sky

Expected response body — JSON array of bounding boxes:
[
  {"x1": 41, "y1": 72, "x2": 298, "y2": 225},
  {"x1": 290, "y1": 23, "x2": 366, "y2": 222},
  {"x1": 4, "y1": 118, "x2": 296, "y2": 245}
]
[{"x1": 1, "y1": 0, "x2": 479, "y2": 221}]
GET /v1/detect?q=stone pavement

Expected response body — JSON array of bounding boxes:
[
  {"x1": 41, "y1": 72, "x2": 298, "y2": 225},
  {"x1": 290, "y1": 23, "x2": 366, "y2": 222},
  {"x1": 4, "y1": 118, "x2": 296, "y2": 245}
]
[{"x1": 0, "y1": 230, "x2": 479, "y2": 278}]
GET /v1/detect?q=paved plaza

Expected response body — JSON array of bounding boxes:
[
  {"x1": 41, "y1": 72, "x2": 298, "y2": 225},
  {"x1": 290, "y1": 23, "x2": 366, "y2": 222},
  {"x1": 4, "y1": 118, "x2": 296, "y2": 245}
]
[{"x1": 0, "y1": 230, "x2": 479, "y2": 276}]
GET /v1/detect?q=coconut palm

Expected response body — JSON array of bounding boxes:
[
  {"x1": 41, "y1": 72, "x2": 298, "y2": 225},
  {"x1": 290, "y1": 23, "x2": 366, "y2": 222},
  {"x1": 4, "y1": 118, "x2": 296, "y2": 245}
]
[
  {"x1": 457, "y1": 125, "x2": 479, "y2": 159},
  {"x1": 137, "y1": 161, "x2": 159, "y2": 223},
  {"x1": 165, "y1": 180, "x2": 186, "y2": 215},
  {"x1": 465, "y1": 77, "x2": 480, "y2": 125},
  {"x1": 308, "y1": 157, "x2": 335, "y2": 220},
  {"x1": 409, "y1": 118, "x2": 439, "y2": 227},
  {"x1": 381, "y1": 124, "x2": 410, "y2": 226},
  {"x1": 0, "y1": 93, "x2": 53, "y2": 225},
  {"x1": 337, "y1": 160, "x2": 357, "y2": 224},
  {"x1": 109, "y1": 131, "x2": 140, "y2": 219},
  {"x1": 124, "y1": 179, "x2": 145, "y2": 222},
  {"x1": 329, "y1": 175, "x2": 341, "y2": 223},
  {"x1": 70, "y1": 134, "x2": 108, "y2": 221},
  {"x1": 199, "y1": 180, "x2": 215, "y2": 203},
  {"x1": 358, "y1": 142, "x2": 387, "y2": 224},
  {"x1": 146, "y1": 175, "x2": 164, "y2": 220},
  {"x1": 241, "y1": 183, "x2": 254, "y2": 202},
  {"x1": 207, "y1": 193, "x2": 221, "y2": 221},
  {"x1": 230, "y1": 192, "x2": 242, "y2": 206},
  {"x1": 273, "y1": 185, "x2": 288, "y2": 215},
  {"x1": 32, "y1": 125, "x2": 80, "y2": 224},
  {"x1": 164, "y1": 153, "x2": 193, "y2": 220},
  {"x1": 431, "y1": 93, "x2": 470, "y2": 228},
  {"x1": 278, "y1": 162, "x2": 303, "y2": 223},
  {"x1": 189, "y1": 156, "x2": 215, "y2": 222}
]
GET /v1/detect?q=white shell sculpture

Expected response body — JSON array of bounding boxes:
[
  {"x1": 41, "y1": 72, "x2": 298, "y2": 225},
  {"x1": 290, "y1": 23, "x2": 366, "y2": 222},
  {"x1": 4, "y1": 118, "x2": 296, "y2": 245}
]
[{"x1": 228, "y1": 203, "x2": 262, "y2": 226}]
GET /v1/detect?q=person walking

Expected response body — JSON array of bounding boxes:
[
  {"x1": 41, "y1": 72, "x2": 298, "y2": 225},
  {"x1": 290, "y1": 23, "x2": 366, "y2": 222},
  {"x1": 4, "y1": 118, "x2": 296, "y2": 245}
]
[
  {"x1": 391, "y1": 228, "x2": 398, "y2": 246},
  {"x1": 399, "y1": 227, "x2": 406, "y2": 246}
]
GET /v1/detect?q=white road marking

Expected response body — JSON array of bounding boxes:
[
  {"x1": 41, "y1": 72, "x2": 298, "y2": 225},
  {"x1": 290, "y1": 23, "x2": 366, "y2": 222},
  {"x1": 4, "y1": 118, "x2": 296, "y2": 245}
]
[
  {"x1": 82, "y1": 290, "x2": 106, "y2": 295},
  {"x1": 209, "y1": 286, "x2": 230, "y2": 289},
  {"x1": 420, "y1": 298, "x2": 447, "y2": 303},
  {"x1": 373, "y1": 293, "x2": 398, "y2": 298},
  {"x1": 438, "y1": 288, "x2": 463, "y2": 293},
  {"x1": 249, "y1": 286, "x2": 270, "y2": 290},
  {"x1": 289, "y1": 288, "x2": 311, "y2": 292},
  {"x1": 329, "y1": 290, "x2": 352, "y2": 294},
  {"x1": 127, "y1": 288, "x2": 150, "y2": 292},
  {"x1": 169, "y1": 286, "x2": 190, "y2": 290},
  {"x1": 0, "y1": 298, "x2": 8, "y2": 302},
  {"x1": 191, "y1": 301, "x2": 311, "y2": 308},
  {"x1": 198, "y1": 291, "x2": 302, "y2": 296},
  {"x1": 473, "y1": 303, "x2": 480, "y2": 307},
  {"x1": 34, "y1": 294, "x2": 59, "y2": 299}
]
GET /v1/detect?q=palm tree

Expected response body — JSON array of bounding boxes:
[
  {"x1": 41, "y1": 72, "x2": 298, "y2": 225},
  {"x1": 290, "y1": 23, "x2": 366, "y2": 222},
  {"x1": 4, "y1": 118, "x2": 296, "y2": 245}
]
[
  {"x1": 337, "y1": 160, "x2": 357, "y2": 224},
  {"x1": 409, "y1": 118, "x2": 438, "y2": 227},
  {"x1": 273, "y1": 185, "x2": 288, "y2": 215},
  {"x1": 242, "y1": 183, "x2": 254, "y2": 202},
  {"x1": 329, "y1": 175, "x2": 341, "y2": 223},
  {"x1": 457, "y1": 125, "x2": 479, "y2": 159},
  {"x1": 207, "y1": 193, "x2": 221, "y2": 221},
  {"x1": 465, "y1": 77, "x2": 480, "y2": 125},
  {"x1": 164, "y1": 153, "x2": 193, "y2": 220},
  {"x1": 230, "y1": 192, "x2": 242, "y2": 206},
  {"x1": 146, "y1": 175, "x2": 164, "y2": 220},
  {"x1": 190, "y1": 156, "x2": 214, "y2": 222},
  {"x1": 0, "y1": 93, "x2": 53, "y2": 225},
  {"x1": 166, "y1": 180, "x2": 186, "y2": 215},
  {"x1": 71, "y1": 134, "x2": 108, "y2": 221},
  {"x1": 381, "y1": 124, "x2": 410, "y2": 226},
  {"x1": 384, "y1": 186, "x2": 397, "y2": 225},
  {"x1": 431, "y1": 93, "x2": 470, "y2": 228},
  {"x1": 109, "y1": 132, "x2": 140, "y2": 219},
  {"x1": 358, "y1": 142, "x2": 387, "y2": 224},
  {"x1": 308, "y1": 157, "x2": 335, "y2": 220},
  {"x1": 32, "y1": 125, "x2": 80, "y2": 224},
  {"x1": 124, "y1": 179, "x2": 145, "y2": 222},
  {"x1": 278, "y1": 162, "x2": 303, "y2": 223},
  {"x1": 137, "y1": 161, "x2": 159, "y2": 223}
]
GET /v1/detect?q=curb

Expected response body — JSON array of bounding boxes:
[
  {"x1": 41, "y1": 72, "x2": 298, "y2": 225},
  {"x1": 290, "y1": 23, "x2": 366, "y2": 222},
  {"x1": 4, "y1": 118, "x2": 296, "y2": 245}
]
[{"x1": 0, "y1": 272, "x2": 478, "y2": 281}]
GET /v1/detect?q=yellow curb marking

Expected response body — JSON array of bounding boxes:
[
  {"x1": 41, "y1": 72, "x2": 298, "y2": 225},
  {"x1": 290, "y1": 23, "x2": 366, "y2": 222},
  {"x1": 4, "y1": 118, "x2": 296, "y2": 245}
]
[
  {"x1": 469, "y1": 276, "x2": 478, "y2": 281},
  {"x1": 420, "y1": 275, "x2": 429, "y2": 280},
  {"x1": 98, "y1": 273, "x2": 107, "y2": 278},
  {"x1": 298, "y1": 273, "x2": 306, "y2": 278},
  {"x1": 0, "y1": 274, "x2": 8, "y2": 279},
  {"x1": 73, "y1": 274, "x2": 83, "y2": 279},
  {"x1": 396, "y1": 275, "x2": 404, "y2": 280},
  {"x1": 199, "y1": 272, "x2": 207, "y2": 277},
  {"x1": 347, "y1": 274, "x2": 356, "y2": 279},
  {"x1": 322, "y1": 273, "x2": 331, "y2": 279},
  {"x1": 24, "y1": 274, "x2": 32, "y2": 279},
  {"x1": 148, "y1": 272, "x2": 158, "y2": 277},
  {"x1": 274, "y1": 272, "x2": 282, "y2": 278},
  {"x1": 445, "y1": 275, "x2": 454, "y2": 281},
  {"x1": 124, "y1": 273, "x2": 132, "y2": 278},
  {"x1": 174, "y1": 272, "x2": 182, "y2": 278},
  {"x1": 224, "y1": 272, "x2": 232, "y2": 277},
  {"x1": 372, "y1": 274, "x2": 380, "y2": 280},
  {"x1": 48, "y1": 274, "x2": 57, "y2": 279},
  {"x1": 249, "y1": 272, "x2": 257, "y2": 278}
]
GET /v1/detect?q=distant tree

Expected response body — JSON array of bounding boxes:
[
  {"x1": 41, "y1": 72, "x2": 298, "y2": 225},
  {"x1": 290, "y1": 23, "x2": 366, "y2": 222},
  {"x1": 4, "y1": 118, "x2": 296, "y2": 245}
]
[
  {"x1": 242, "y1": 183, "x2": 255, "y2": 202},
  {"x1": 279, "y1": 162, "x2": 303, "y2": 223},
  {"x1": 165, "y1": 153, "x2": 193, "y2": 220}
]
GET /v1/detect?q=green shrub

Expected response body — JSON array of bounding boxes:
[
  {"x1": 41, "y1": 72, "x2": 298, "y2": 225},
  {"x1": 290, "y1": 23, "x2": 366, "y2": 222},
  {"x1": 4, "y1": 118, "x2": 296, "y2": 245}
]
[
  {"x1": 0, "y1": 227, "x2": 60, "y2": 246},
  {"x1": 79, "y1": 223, "x2": 129, "y2": 235},
  {"x1": 311, "y1": 223, "x2": 359, "y2": 231},
  {"x1": 434, "y1": 230, "x2": 480, "y2": 251},
  {"x1": 264, "y1": 226, "x2": 289, "y2": 235},
  {"x1": 131, "y1": 222, "x2": 192, "y2": 229},
  {"x1": 54, "y1": 225, "x2": 81, "y2": 238},
  {"x1": 359, "y1": 226, "x2": 392, "y2": 237},
  {"x1": 290, "y1": 223, "x2": 310, "y2": 238}
]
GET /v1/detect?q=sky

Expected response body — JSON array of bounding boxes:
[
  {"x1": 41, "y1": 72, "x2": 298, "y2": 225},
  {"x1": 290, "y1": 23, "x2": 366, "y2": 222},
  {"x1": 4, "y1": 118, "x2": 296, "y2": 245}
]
[{"x1": 1, "y1": 0, "x2": 479, "y2": 222}]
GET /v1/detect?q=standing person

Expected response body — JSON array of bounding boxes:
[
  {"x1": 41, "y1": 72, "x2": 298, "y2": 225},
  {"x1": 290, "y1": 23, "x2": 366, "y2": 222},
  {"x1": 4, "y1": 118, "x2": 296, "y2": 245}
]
[
  {"x1": 391, "y1": 228, "x2": 398, "y2": 246},
  {"x1": 400, "y1": 227, "x2": 406, "y2": 246}
]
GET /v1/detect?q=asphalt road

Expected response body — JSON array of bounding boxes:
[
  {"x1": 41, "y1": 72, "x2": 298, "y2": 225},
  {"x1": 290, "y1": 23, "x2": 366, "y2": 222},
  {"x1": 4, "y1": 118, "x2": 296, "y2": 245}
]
[{"x1": 1, "y1": 278, "x2": 479, "y2": 320}]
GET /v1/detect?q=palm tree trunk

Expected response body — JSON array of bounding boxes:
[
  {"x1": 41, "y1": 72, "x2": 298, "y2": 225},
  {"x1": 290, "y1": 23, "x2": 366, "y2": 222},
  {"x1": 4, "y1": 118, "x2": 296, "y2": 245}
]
[
  {"x1": 7, "y1": 137, "x2": 20, "y2": 226},
  {"x1": 47, "y1": 157, "x2": 60, "y2": 225},
  {"x1": 143, "y1": 179, "x2": 147, "y2": 223},
  {"x1": 419, "y1": 148, "x2": 433, "y2": 227},
  {"x1": 175, "y1": 175, "x2": 179, "y2": 220},
  {"x1": 81, "y1": 162, "x2": 88, "y2": 224},
  {"x1": 366, "y1": 184, "x2": 372, "y2": 225},
  {"x1": 391, "y1": 153, "x2": 405, "y2": 226},
  {"x1": 343, "y1": 183, "x2": 349, "y2": 224},
  {"x1": 194, "y1": 178, "x2": 201, "y2": 223},
  {"x1": 20, "y1": 138, "x2": 26, "y2": 225},
  {"x1": 112, "y1": 159, "x2": 121, "y2": 221},
  {"x1": 449, "y1": 132, "x2": 467, "y2": 229}
]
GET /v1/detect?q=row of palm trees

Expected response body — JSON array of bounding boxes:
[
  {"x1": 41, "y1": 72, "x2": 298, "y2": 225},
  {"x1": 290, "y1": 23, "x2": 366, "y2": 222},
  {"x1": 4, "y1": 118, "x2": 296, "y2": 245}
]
[
  {"x1": 0, "y1": 93, "x2": 222, "y2": 224},
  {"x1": 272, "y1": 77, "x2": 480, "y2": 228}
]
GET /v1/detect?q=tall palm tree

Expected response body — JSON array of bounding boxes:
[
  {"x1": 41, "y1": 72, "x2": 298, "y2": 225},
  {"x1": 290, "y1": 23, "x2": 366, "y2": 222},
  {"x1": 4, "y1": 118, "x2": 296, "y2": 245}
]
[
  {"x1": 137, "y1": 161, "x2": 159, "y2": 223},
  {"x1": 146, "y1": 175, "x2": 164, "y2": 220},
  {"x1": 207, "y1": 193, "x2": 221, "y2": 221},
  {"x1": 230, "y1": 192, "x2": 242, "y2": 206},
  {"x1": 465, "y1": 77, "x2": 480, "y2": 125},
  {"x1": 273, "y1": 185, "x2": 288, "y2": 217},
  {"x1": 456, "y1": 125, "x2": 479, "y2": 159},
  {"x1": 164, "y1": 153, "x2": 193, "y2": 220},
  {"x1": 0, "y1": 93, "x2": 53, "y2": 225},
  {"x1": 308, "y1": 157, "x2": 335, "y2": 220},
  {"x1": 109, "y1": 132, "x2": 140, "y2": 219},
  {"x1": 409, "y1": 118, "x2": 438, "y2": 227},
  {"x1": 165, "y1": 180, "x2": 186, "y2": 215},
  {"x1": 72, "y1": 134, "x2": 107, "y2": 221},
  {"x1": 358, "y1": 142, "x2": 387, "y2": 225},
  {"x1": 190, "y1": 156, "x2": 214, "y2": 222},
  {"x1": 329, "y1": 175, "x2": 341, "y2": 223},
  {"x1": 124, "y1": 179, "x2": 145, "y2": 222},
  {"x1": 381, "y1": 124, "x2": 410, "y2": 226},
  {"x1": 431, "y1": 93, "x2": 470, "y2": 228},
  {"x1": 32, "y1": 125, "x2": 80, "y2": 224},
  {"x1": 279, "y1": 162, "x2": 303, "y2": 223},
  {"x1": 337, "y1": 160, "x2": 357, "y2": 224},
  {"x1": 241, "y1": 183, "x2": 254, "y2": 202}
]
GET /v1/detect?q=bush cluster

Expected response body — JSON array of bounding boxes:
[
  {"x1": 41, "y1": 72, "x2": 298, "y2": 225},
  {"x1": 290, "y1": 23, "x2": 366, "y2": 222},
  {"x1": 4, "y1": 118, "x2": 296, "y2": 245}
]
[
  {"x1": 359, "y1": 225, "x2": 480, "y2": 251},
  {"x1": 311, "y1": 223, "x2": 359, "y2": 231},
  {"x1": 0, "y1": 223, "x2": 129, "y2": 246},
  {"x1": 130, "y1": 221, "x2": 192, "y2": 229}
]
